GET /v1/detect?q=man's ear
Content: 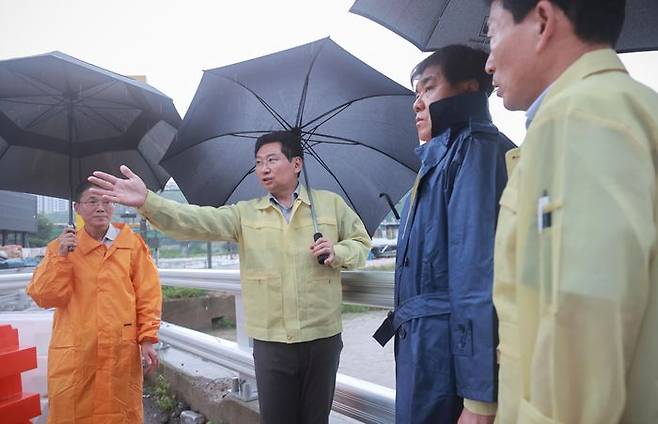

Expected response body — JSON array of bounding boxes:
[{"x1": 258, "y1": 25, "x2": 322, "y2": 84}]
[
  {"x1": 464, "y1": 79, "x2": 479, "y2": 94},
  {"x1": 456, "y1": 79, "x2": 480, "y2": 94},
  {"x1": 534, "y1": 0, "x2": 559, "y2": 53},
  {"x1": 294, "y1": 157, "x2": 303, "y2": 173}
]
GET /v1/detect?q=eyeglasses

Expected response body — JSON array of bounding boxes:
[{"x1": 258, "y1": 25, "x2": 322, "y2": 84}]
[{"x1": 77, "y1": 199, "x2": 114, "y2": 208}]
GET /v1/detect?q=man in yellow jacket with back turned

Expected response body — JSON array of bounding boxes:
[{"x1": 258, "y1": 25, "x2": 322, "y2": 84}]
[
  {"x1": 484, "y1": 0, "x2": 658, "y2": 422},
  {"x1": 27, "y1": 182, "x2": 162, "y2": 423}
]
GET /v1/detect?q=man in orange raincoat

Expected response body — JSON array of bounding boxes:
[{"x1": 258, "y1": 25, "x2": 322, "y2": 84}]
[{"x1": 27, "y1": 182, "x2": 162, "y2": 423}]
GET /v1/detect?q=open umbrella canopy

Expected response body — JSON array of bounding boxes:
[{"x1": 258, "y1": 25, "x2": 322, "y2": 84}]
[
  {"x1": 350, "y1": 0, "x2": 658, "y2": 53},
  {"x1": 0, "y1": 51, "x2": 181, "y2": 218},
  {"x1": 161, "y1": 38, "x2": 420, "y2": 235}
]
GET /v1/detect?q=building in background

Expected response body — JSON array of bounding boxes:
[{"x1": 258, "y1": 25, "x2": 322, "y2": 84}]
[
  {"x1": 36, "y1": 196, "x2": 68, "y2": 215},
  {"x1": 0, "y1": 190, "x2": 37, "y2": 246}
]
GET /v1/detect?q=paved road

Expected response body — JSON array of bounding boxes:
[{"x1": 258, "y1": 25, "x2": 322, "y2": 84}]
[{"x1": 210, "y1": 309, "x2": 395, "y2": 389}]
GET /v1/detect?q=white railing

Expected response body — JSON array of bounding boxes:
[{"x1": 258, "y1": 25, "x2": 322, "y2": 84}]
[{"x1": 0, "y1": 268, "x2": 396, "y2": 424}]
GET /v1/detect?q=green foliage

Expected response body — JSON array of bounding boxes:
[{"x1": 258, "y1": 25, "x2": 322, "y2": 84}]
[
  {"x1": 162, "y1": 286, "x2": 207, "y2": 300},
  {"x1": 27, "y1": 214, "x2": 58, "y2": 247},
  {"x1": 152, "y1": 374, "x2": 176, "y2": 413},
  {"x1": 211, "y1": 317, "x2": 236, "y2": 329}
]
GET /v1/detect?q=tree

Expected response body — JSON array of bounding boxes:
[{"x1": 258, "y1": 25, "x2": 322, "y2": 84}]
[{"x1": 27, "y1": 214, "x2": 58, "y2": 247}]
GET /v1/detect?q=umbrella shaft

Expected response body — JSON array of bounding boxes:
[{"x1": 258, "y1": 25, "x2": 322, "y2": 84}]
[
  {"x1": 301, "y1": 161, "x2": 319, "y2": 234},
  {"x1": 68, "y1": 100, "x2": 74, "y2": 225}
]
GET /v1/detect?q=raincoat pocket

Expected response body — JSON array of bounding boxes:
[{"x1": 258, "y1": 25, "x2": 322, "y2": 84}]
[
  {"x1": 303, "y1": 277, "x2": 341, "y2": 327},
  {"x1": 242, "y1": 274, "x2": 283, "y2": 329},
  {"x1": 294, "y1": 215, "x2": 339, "y2": 243},
  {"x1": 317, "y1": 216, "x2": 338, "y2": 243},
  {"x1": 122, "y1": 323, "x2": 137, "y2": 342},
  {"x1": 47, "y1": 332, "x2": 77, "y2": 408},
  {"x1": 242, "y1": 220, "x2": 282, "y2": 249}
]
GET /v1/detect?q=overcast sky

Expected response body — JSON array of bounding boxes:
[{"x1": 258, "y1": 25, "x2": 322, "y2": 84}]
[{"x1": 2, "y1": 0, "x2": 657, "y2": 146}]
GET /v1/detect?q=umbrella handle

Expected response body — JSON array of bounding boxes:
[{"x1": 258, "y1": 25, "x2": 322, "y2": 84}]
[
  {"x1": 66, "y1": 224, "x2": 76, "y2": 252},
  {"x1": 314, "y1": 232, "x2": 329, "y2": 265}
]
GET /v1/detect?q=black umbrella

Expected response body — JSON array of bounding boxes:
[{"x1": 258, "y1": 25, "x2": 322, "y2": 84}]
[
  {"x1": 161, "y1": 37, "x2": 419, "y2": 236},
  {"x1": 350, "y1": 0, "x2": 658, "y2": 53},
  {"x1": 0, "y1": 51, "x2": 181, "y2": 224}
]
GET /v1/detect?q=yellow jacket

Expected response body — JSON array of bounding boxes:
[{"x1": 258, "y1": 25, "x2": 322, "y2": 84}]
[
  {"x1": 493, "y1": 49, "x2": 658, "y2": 423},
  {"x1": 138, "y1": 186, "x2": 371, "y2": 343},
  {"x1": 27, "y1": 224, "x2": 161, "y2": 424}
]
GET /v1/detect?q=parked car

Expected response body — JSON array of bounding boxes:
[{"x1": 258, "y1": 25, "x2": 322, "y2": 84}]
[{"x1": 0, "y1": 257, "x2": 28, "y2": 269}]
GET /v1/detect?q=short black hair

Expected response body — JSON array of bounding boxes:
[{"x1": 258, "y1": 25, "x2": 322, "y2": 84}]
[
  {"x1": 74, "y1": 181, "x2": 95, "y2": 202},
  {"x1": 484, "y1": 0, "x2": 625, "y2": 46},
  {"x1": 411, "y1": 45, "x2": 493, "y2": 96},
  {"x1": 254, "y1": 130, "x2": 304, "y2": 161}
]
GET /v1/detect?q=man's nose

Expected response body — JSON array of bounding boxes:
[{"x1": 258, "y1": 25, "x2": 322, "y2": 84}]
[
  {"x1": 485, "y1": 54, "x2": 495, "y2": 75},
  {"x1": 413, "y1": 96, "x2": 424, "y2": 113}
]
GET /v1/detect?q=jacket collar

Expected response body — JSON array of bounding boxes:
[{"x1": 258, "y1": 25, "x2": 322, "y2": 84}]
[
  {"x1": 255, "y1": 183, "x2": 311, "y2": 210},
  {"x1": 542, "y1": 48, "x2": 627, "y2": 110},
  {"x1": 429, "y1": 91, "x2": 492, "y2": 137},
  {"x1": 78, "y1": 222, "x2": 131, "y2": 255},
  {"x1": 413, "y1": 92, "x2": 492, "y2": 176}
]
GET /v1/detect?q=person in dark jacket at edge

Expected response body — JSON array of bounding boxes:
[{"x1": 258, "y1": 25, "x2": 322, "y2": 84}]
[{"x1": 373, "y1": 45, "x2": 516, "y2": 423}]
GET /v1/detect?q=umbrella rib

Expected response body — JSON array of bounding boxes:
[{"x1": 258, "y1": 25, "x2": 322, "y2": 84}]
[
  {"x1": 23, "y1": 99, "x2": 67, "y2": 131},
  {"x1": 9, "y1": 69, "x2": 63, "y2": 98},
  {"x1": 295, "y1": 39, "x2": 327, "y2": 128},
  {"x1": 0, "y1": 97, "x2": 61, "y2": 106},
  {"x1": 305, "y1": 132, "x2": 417, "y2": 173},
  {"x1": 422, "y1": 0, "x2": 453, "y2": 46},
  {"x1": 302, "y1": 103, "x2": 352, "y2": 135},
  {"x1": 302, "y1": 139, "x2": 362, "y2": 219},
  {"x1": 302, "y1": 93, "x2": 412, "y2": 129},
  {"x1": 78, "y1": 80, "x2": 156, "y2": 111},
  {"x1": 4, "y1": 71, "x2": 68, "y2": 130},
  {"x1": 162, "y1": 131, "x2": 275, "y2": 159},
  {"x1": 217, "y1": 75, "x2": 292, "y2": 129},
  {"x1": 225, "y1": 165, "x2": 256, "y2": 205},
  {"x1": 78, "y1": 104, "x2": 128, "y2": 135},
  {"x1": 73, "y1": 103, "x2": 140, "y2": 111},
  {"x1": 79, "y1": 80, "x2": 122, "y2": 100},
  {"x1": 75, "y1": 95, "x2": 143, "y2": 111}
]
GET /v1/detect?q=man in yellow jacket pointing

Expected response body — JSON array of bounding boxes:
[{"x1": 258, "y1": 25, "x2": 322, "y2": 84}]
[
  {"x1": 484, "y1": 0, "x2": 658, "y2": 422},
  {"x1": 88, "y1": 131, "x2": 371, "y2": 424},
  {"x1": 28, "y1": 182, "x2": 162, "y2": 423}
]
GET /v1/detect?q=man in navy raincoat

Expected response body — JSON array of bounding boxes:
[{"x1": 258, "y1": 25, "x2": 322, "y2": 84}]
[{"x1": 374, "y1": 45, "x2": 515, "y2": 423}]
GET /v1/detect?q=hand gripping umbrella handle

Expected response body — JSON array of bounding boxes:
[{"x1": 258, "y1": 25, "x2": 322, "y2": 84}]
[
  {"x1": 314, "y1": 232, "x2": 329, "y2": 265},
  {"x1": 66, "y1": 224, "x2": 76, "y2": 252}
]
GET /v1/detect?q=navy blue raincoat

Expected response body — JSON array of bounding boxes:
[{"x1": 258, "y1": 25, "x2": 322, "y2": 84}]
[{"x1": 376, "y1": 92, "x2": 515, "y2": 423}]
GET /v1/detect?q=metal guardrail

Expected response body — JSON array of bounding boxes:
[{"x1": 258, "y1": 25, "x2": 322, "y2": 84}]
[
  {"x1": 0, "y1": 271, "x2": 31, "y2": 290},
  {"x1": 0, "y1": 268, "x2": 396, "y2": 424},
  {"x1": 156, "y1": 268, "x2": 395, "y2": 308}
]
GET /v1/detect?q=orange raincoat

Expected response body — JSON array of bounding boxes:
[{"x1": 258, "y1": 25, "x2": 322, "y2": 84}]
[{"x1": 27, "y1": 223, "x2": 161, "y2": 423}]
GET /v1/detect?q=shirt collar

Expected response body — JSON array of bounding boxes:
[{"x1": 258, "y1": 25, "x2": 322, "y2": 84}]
[
  {"x1": 103, "y1": 223, "x2": 120, "y2": 242},
  {"x1": 268, "y1": 183, "x2": 300, "y2": 209},
  {"x1": 525, "y1": 85, "x2": 550, "y2": 129}
]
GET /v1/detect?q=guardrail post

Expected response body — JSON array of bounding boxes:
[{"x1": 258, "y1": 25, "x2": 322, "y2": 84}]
[
  {"x1": 232, "y1": 293, "x2": 257, "y2": 401},
  {"x1": 234, "y1": 293, "x2": 252, "y2": 351}
]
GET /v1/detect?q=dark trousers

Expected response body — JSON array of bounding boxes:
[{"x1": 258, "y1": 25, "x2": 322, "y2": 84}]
[{"x1": 252, "y1": 334, "x2": 343, "y2": 424}]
